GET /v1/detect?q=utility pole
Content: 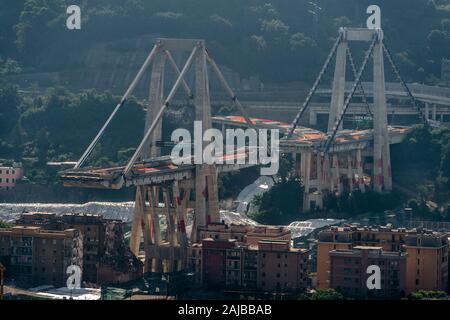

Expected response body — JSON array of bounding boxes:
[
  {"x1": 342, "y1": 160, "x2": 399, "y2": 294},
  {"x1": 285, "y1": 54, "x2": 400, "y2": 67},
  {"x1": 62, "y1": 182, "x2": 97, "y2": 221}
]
[{"x1": 308, "y1": 1, "x2": 322, "y2": 39}]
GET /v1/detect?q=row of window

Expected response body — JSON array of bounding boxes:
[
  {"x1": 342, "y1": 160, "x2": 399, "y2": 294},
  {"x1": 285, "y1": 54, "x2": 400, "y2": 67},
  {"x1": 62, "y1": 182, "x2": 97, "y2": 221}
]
[{"x1": 0, "y1": 169, "x2": 16, "y2": 175}]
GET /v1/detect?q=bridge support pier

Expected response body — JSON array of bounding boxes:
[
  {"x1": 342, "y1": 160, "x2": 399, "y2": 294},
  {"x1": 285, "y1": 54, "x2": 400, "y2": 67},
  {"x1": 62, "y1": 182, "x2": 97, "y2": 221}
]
[
  {"x1": 373, "y1": 32, "x2": 392, "y2": 192},
  {"x1": 328, "y1": 39, "x2": 348, "y2": 133}
]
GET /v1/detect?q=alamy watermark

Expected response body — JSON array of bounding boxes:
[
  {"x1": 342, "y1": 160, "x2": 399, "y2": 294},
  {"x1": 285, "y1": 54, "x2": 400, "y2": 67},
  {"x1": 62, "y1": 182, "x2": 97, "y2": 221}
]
[
  {"x1": 66, "y1": 265, "x2": 82, "y2": 290},
  {"x1": 366, "y1": 265, "x2": 381, "y2": 290},
  {"x1": 366, "y1": 5, "x2": 381, "y2": 30},
  {"x1": 170, "y1": 121, "x2": 280, "y2": 176},
  {"x1": 66, "y1": 5, "x2": 81, "y2": 30}
]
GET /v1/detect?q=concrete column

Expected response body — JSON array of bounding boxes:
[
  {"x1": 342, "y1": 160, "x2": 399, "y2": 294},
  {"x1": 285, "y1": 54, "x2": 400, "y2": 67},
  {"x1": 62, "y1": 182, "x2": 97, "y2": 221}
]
[
  {"x1": 328, "y1": 41, "x2": 348, "y2": 134},
  {"x1": 316, "y1": 153, "x2": 322, "y2": 191},
  {"x1": 323, "y1": 154, "x2": 331, "y2": 191},
  {"x1": 373, "y1": 32, "x2": 392, "y2": 192},
  {"x1": 432, "y1": 104, "x2": 437, "y2": 121},
  {"x1": 301, "y1": 152, "x2": 312, "y2": 212},
  {"x1": 149, "y1": 187, "x2": 162, "y2": 273},
  {"x1": 347, "y1": 154, "x2": 353, "y2": 192},
  {"x1": 144, "y1": 51, "x2": 166, "y2": 159},
  {"x1": 332, "y1": 154, "x2": 341, "y2": 194},
  {"x1": 309, "y1": 110, "x2": 318, "y2": 126},
  {"x1": 130, "y1": 186, "x2": 144, "y2": 255},
  {"x1": 300, "y1": 152, "x2": 312, "y2": 190},
  {"x1": 194, "y1": 43, "x2": 220, "y2": 241},
  {"x1": 356, "y1": 149, "x2": 365, "y2": 193},
  {"x1": 291, "y1": 152, "x2": 297, "y2": 177},
  {"x1": 173, "y1": 181, "x2": 189, "y2": 269}
]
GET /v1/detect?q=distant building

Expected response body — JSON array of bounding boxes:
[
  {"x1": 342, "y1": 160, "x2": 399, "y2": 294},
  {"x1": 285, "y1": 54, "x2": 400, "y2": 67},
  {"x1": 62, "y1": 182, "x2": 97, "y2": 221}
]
[
  {"x1": 198, "y1": 222, "x2": 291, "y2": 245},
  {"x1": 317, "y1": 224, "x2": 449, "y2": 296},
  {"x1": 0, "y1": 162, "x2": 23, "y2": 190},
  {"x1": 329, "y1": 246, "x2": 407, "y2": 298},
  {"x1": 0, "y1": 226, "x2": 83, "y2": 287}
]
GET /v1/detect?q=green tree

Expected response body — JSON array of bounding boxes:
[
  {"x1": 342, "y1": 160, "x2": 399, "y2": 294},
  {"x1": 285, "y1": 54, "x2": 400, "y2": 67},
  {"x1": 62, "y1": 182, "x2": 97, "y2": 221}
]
[
  {"x1": 408, "y1": 290, "x2": 449, "y2": 300},
  {"x1": 309, "y1": 289, "x2": 344, "y2": 300},
  {"x1": 0, "y1": 220, "x2": 11, "y2": 229}
]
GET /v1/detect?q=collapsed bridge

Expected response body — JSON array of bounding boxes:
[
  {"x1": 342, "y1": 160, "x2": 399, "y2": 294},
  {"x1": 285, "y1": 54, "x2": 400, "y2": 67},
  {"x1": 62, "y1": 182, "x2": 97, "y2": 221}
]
[{"x1": 59, "y1": 28, "x2": 429, "y2": 272}]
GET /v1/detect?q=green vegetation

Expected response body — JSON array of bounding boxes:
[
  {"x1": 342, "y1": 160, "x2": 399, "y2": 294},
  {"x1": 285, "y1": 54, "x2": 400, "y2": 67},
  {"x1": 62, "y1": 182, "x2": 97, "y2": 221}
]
[
  {"x1": 407, "y1": 290, "x2": 449, "y2": 300},
  {"x1": 392, "y1": 125, "x2": 450, "y2": 219},
  {"x1": 250, "y1": 177, "x2": 304, "y2": 225},
  {"x1": 297, "y1": 289, "x2": 345, "y2": 300},
  {"x1": 323, "y1": 190, "x2": 404, "y2": 215},
  {"x1": 249, "y1": 154, "x2": 304, "y2": 224},
  {"x1": 247, "y1": 125, "x2": 450, "y2": 225},
  {"x1": 0, "y1": 81, "x2": 145, "y2": 185},
  {"x1": 0, "y1": 220, "x2": 11, "y2": 228},
  {"x1": 218, "y1": 167, "x2": 260, "y2": 199},
  {"x1": 1, "y1": 1, "x2": 450, "y2": 85}
]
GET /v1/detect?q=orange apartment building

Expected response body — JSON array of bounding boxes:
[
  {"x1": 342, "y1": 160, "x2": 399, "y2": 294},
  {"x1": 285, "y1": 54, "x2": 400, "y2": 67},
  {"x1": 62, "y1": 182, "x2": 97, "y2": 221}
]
[
  {"x1": 404, "y1": 233, "x2": 449, "y2": 293},
  {"x1": 317, "y1": 224, "x2": 448, "y2": 295},
  {"x1": 329, "y1": 246, "x2": 407, "y2": 298}
]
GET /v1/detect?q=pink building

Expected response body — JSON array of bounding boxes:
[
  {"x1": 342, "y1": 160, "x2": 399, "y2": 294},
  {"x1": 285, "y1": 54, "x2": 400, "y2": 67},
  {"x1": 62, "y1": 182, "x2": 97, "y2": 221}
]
[{"x1": 0, "y1": 162, "x2": 23, "y2": 190}]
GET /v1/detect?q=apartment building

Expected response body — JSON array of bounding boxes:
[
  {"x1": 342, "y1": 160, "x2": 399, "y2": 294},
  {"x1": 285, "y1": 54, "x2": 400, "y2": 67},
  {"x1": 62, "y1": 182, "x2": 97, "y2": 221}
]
[
  {"x1": 0, "y1": 226, "x2": 83, "y2": 287},
  {"x1": 15, "y1": 212, "x2": 142, "y2": 285},
  {"x1": 329, "y1": 246, "x2": 407, "y2": 298},
  {"x1": 257, "y1": 240, "x2": 309, "y2": 292},
  {"x1": 0, "y1": 162, "x2": 23, "y2": 190},
  {"x1": 193, "y1": 237, "x2": 309, "y2": 294},
  {"x1": 317, "y1": 224, "x2": 448, "y2": 295},
  {"x1": 405, "y1": 233, "x2": 449, "y2": 293}
]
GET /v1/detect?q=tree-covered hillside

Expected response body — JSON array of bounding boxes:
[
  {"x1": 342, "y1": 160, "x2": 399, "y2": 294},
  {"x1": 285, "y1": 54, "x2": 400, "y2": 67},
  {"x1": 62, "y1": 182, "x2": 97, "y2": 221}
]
[{"x1": 1, "y1": 0, "x2": 450, "y2": 84}]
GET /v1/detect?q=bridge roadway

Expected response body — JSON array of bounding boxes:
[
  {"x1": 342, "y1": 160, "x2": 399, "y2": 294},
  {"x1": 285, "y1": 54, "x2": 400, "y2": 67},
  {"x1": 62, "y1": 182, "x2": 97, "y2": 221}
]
[{"x1": 59, "y1": 117, "x2": 411, "y2": 190}]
